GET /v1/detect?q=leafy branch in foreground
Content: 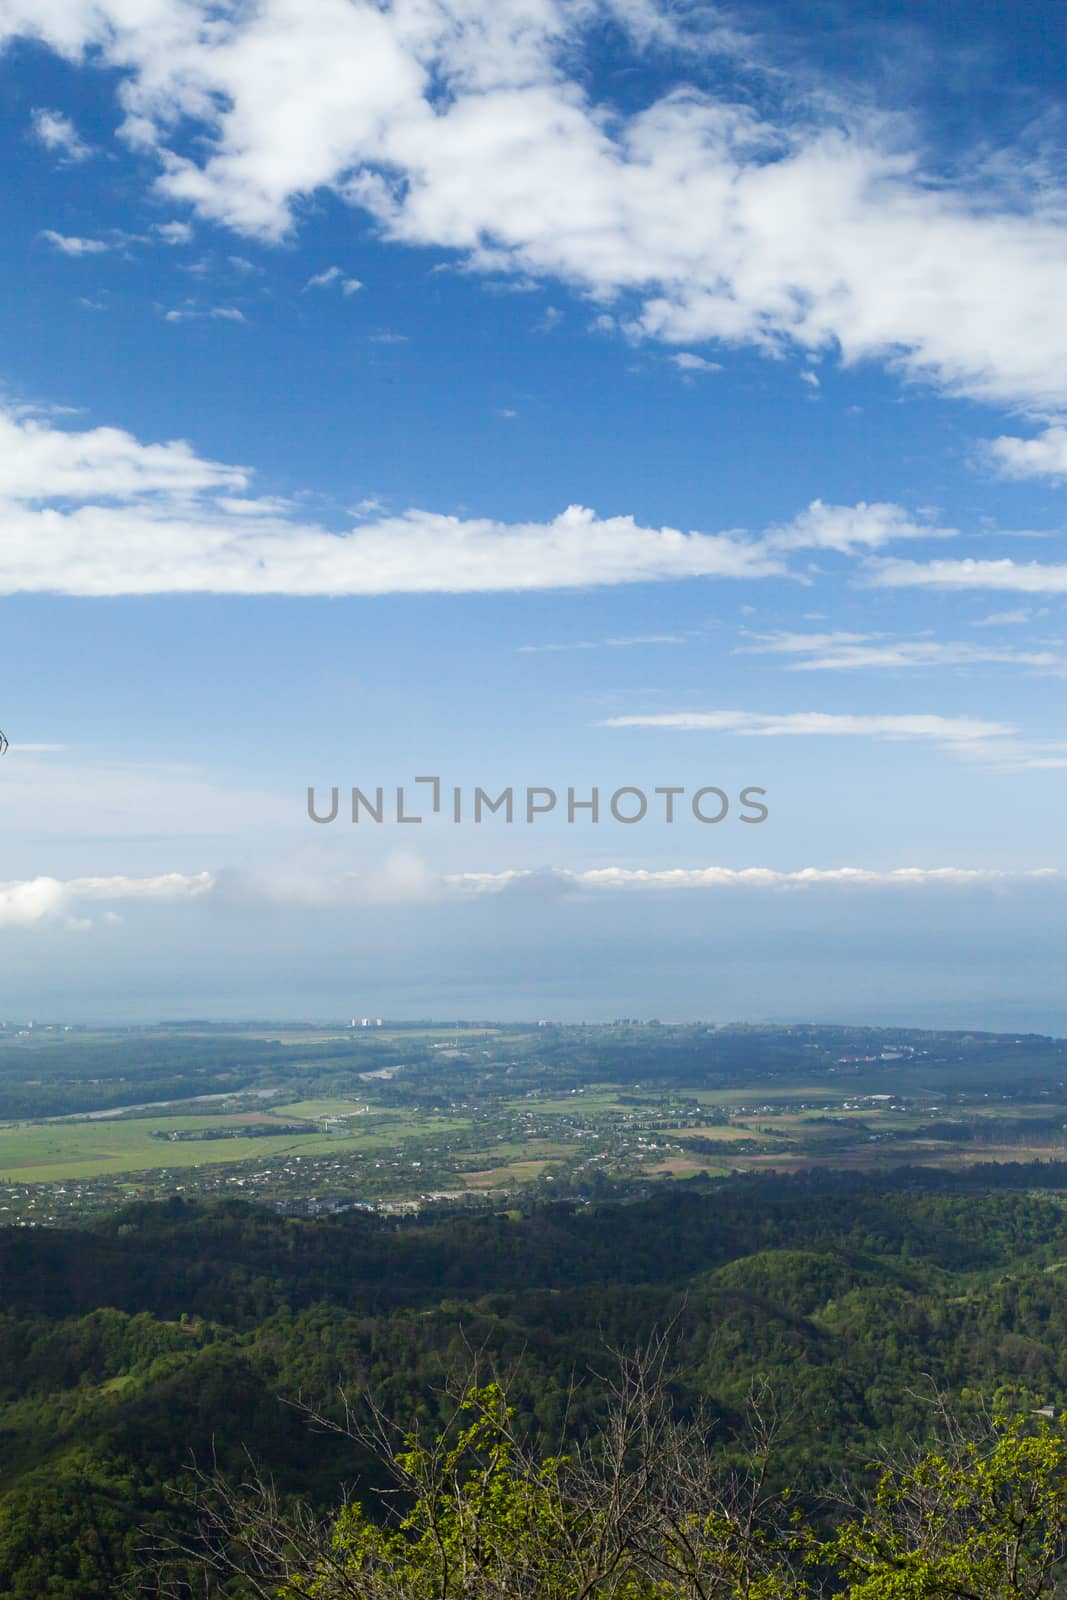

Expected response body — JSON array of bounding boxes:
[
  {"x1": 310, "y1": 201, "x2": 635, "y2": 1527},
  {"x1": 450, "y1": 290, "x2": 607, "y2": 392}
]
[
  {"x1": 148, "y1": 1351, "x2": 1067, "y2": 1600},
  {"x1": 825, "y1": 1407, "x2": 1067, "y2": 1600}
]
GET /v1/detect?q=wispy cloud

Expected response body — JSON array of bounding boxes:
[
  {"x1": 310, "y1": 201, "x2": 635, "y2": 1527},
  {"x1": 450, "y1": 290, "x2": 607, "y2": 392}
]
[
  {"x1": 304, "y1": 265, "x2": 363, "y2": 293},
  {"x1": 869, "y1": 558, "x2": 1067, "y2": 594},
  {"x1": 670, "y1": 352, "x2": 722, "y2": 375},
  {"x1": 519, "y1": 633, "x2": 686, "y2": 653},
  {"x1": 447, "y1": 865, "x2": 1067, "y2": 897},
  {"x1": 972, "y1": 609, "x2": 1032, "y2": 627},
  {"x1": 162, "y1": 304, "x2": 246, "y2": 323},
  {"x1": 154, "y1": 220, "x2": 193, "y2": 245},
  {"x1": 765, "y1": 501, "x2": 950, "y2": 554},
  {"x1": 601, "y1": 704, "x2": 1067, "y2": 769},
  {"x1": 600, "y1": 708, "x2": 1014, "y2": 753},
  {"x1": 40, "y1": 229, "x2": 109, "y2": 256},
  {"x1": 31, "y1": 108, "x2": 92, "y2": 162},
  {"x1": 737, "y1": 629, "x2": 1066, "y2": 672}
]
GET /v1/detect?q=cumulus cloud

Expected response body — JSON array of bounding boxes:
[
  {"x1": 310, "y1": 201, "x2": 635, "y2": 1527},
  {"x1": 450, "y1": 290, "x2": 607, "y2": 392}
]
[
  {"x1": 0, "y1": 409, "x2": 246, "y2": 501},
  {"x1": 31, "y1": 107, "x2": 91, "y2": 161},
  {"x1": 0, "y1": 407, "x2": 971, "y2": 594},
  {"x1": 0, "y1": 402, "x2": 788, "y2": 595},
  {"x1": 989, "y1": 426, "x2": 1067, "y2": 481},
  {"x1": 0, "y1": 872, "x2": 213, "y2": 929},
  {"x1": 6, "y1": 1, "x2": 1067, "y2": 407},
  {"x1": 0, "y1": 502, "x2": 781, "y2": 597}
]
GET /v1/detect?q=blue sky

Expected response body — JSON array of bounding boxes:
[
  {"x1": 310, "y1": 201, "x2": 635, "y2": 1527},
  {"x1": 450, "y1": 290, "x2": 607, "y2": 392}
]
[{"x1": 2, "y1": 0, "x2": 1067, "y2": 1025}]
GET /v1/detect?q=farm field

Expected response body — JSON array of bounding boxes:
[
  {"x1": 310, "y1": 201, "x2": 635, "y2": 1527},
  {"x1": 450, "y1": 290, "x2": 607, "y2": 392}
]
[
  {"x1": 3, "y1": 1020, "x2": 1067, "y2": 1220},
  {"x1": 0, "y1": 1104, "x2": 474, "y2": 1183}
]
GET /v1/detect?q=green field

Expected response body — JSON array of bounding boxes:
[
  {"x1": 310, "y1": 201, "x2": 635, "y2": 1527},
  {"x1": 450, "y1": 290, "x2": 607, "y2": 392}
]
[
  {"x1": 5, "y1": 1022, "x2": 1067, "y2": 1213},
  {"x1": 0, "y1": 1104, "x2": 471, "y2": 1182}
]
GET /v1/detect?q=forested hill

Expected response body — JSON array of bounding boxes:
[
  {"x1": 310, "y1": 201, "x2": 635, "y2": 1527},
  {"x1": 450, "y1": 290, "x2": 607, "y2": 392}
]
[
  {"x1": 5, "y1": 1163, "x2": 1066, "y2": 1321},
  {"x1": 4, "y1": 1166, "x2": 1067, "y2": 1595}
]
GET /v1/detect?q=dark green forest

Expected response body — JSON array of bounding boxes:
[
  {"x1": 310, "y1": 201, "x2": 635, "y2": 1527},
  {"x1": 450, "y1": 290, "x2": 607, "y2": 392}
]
[{"x1": 5, "y1": 1165, "x2": 1067, "y2": 1594}]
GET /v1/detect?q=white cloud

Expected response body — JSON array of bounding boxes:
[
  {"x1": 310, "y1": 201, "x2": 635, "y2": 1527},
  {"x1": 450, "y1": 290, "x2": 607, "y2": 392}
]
[
  {"x1": 31, "y1": 107, "x2": 91, "y2": 161},
  {"x1": 601, "y1": 708, "x2": 1014, "y2": 746},
  {"x1": 869, "y1": 558, "x2": 1067, "y2": 594},
  {"x1": 989, "y1": 426, "x2": 1067, "y2": 481},
  {"x1": 519, "y1": 633, "x2": 685, "y2": 652},
  {"x1": 3, "y1": 860, "x2": 1062, "y2": 928},
  {"x1": 163, "y1": 304, "x2": 246, "y2": 322},
  {"x1": 941, "y1": 738, "x2": 1067, "y2": 772},
  {"x1": 670, "y1": 352, "x2": 721, "y2": 374},
  {"x1": 738, "y1": 629, "x2": 1066, "y2": 672},
  {"x1": 40, "y1": 229, "x2": 109, "y2": 256},
  {"x1": 305, "y1": 265, "x2": 341, "y2": 288},
  {"x1": 0, "y1": 500, "x2": 782, "y2": 596},
  {"x1": 0, "y1": 403, "x2": 787, "y2": 594},
  {"x1": 155, "y1": 219, "x2": 193, "y2": 244},
  {"x1": 0, "y1": 878, "x2": 70, "y2": 928},
  {"x1": 972, "y1": 609, "x2": 1033, "y2": 627},
  {"x1": 447, "y1": 864, "x2": 1067, "y2": 896},
  {"x1": 6, "y1": 2, "x2": 1067, "y2": 408},
  {"x1": 350, "y1": 495, "x2": 386, "y2": 517},
  {"x1": 0, "y1": 872, "x2": 213, "y2": 929},
  {"x1": 766, "y1": 499, "x2": 948, "y2": 553},
  {"x1": 0, "y1": 409, "x2": 245, "y2": 501},
  {"x1": 602, "y1": 703, "x2": 1067, "y2": 769},
  {"x1": 73, "y1": 871, "x2": 215, "y2": 901},
  {"x1": 0, "y1": 405, "x2": 1009, "y2": 597},
  {"x1": 305, "y1": 264, "x2": 363, "y2": 293}
]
